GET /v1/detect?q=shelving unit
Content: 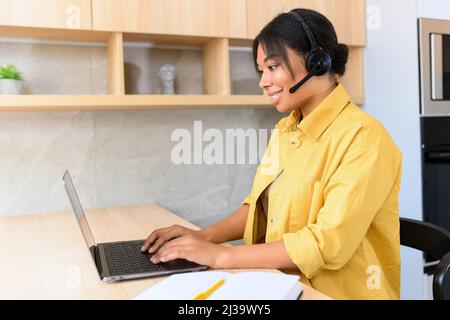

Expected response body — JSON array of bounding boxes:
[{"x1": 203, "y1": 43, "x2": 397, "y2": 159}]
[
  {"x1": 0, "y1": 95, "x2": 270, "y2": 111},
  {"x1": 0, "y1": 0, "x2": 366, "y2": 111},
  {"x1": 0, "y1": 25, "x2": 271, "y2": 110},
  {"x1": 0, "y1": 94, "x2": 365, "y2": 111}
]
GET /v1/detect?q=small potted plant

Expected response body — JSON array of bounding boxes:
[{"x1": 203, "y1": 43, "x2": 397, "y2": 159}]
[{"x1": 0, "y1": 64, "x2": 23, "y2": 94}]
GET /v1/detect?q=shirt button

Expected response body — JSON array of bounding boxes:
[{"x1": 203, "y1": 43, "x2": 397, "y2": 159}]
[
  {"x1": 289, "y1": 138, "x2": 300, "y2": 148},
  {"x1": 270, "y1": 216, "x2": 277, "y2": 224}
]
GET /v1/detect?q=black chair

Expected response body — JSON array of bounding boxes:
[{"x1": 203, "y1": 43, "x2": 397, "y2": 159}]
[{"x1": 400, "y1": 217, "x2": 450, "y2": 300}]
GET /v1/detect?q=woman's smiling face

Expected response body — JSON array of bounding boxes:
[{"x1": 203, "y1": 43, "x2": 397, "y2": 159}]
[{"x1": 256, "y1": 43, "x2": 314, "y2": 113}]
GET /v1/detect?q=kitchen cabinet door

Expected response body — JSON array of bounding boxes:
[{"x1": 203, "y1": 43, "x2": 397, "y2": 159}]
[
  {"x1": 246, "y1": 0, "x2": 365, "y2": 46},
  {"x1": 92, "y1": 0, "x2": 247, "y2": 38},
  {"x1": 0, "y1": 0, "x2": 92, "y2": 30}
]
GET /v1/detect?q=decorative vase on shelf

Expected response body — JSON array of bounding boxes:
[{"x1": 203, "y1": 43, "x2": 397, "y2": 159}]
[
  {"x1": 158, "y1": 63, "x2": 175, "y2": 95},
  {"x1": 0, "y1": 64, "x2": 23, "y2": 95},
  {"x1": 0, "y1": 79, "x2": 23, "y2": 95}
]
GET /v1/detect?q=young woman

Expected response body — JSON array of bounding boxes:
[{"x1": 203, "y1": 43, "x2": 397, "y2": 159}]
[{"x1": 141, "y1": 9, "x2": 402, "y2": 300}]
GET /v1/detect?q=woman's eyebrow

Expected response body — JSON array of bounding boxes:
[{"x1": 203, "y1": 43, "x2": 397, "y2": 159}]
[
  {"x1": 263, "y1": 54, "x2": 278, "y2": 63},
  {"x1": 256, "y1": 54, "x2": 279, "y2": 68}
]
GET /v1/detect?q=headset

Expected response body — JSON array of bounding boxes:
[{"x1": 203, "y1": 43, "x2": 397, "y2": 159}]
[{"x1": 288, "y1": 10, "x2": 332, "y2": 94}]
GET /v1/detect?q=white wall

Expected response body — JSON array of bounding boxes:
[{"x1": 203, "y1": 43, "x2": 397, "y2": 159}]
[
  {"x1": 418, "y1": 0, "x2": 450, "y2": 20},
  {"x1": 363, "y1": 0, "x2": 424, "y2": 299}
]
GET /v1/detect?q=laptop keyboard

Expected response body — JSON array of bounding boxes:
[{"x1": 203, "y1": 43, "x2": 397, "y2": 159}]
[{"x1": 103, "y1": 240, "x2": 164, "y2": 276}]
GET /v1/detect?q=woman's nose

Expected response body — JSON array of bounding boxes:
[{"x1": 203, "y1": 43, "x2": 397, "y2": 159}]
[{"x1": 259, "y1": 71, "x2": 272, "y2": 89}]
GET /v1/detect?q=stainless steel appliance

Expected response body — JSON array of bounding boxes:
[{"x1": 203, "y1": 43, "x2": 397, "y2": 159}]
[
  {"x1": 419, "y1": 18, "x2": 450, "y2": 273},
  {"x1": 419, "y1": 18, "x2": 450, "y2": 115},
  {"x1": 420, "y1": 117, "x2": 450, "y2": 272}
]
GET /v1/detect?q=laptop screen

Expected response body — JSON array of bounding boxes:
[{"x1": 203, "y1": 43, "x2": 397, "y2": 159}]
[{"x1": 63, "y1": 170, "x2": 96, "y2": 250}]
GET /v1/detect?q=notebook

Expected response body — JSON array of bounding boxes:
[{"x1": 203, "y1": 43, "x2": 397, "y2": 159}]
[{"x1": 134, "y1": 271, "x2": 302, "y2": 300}]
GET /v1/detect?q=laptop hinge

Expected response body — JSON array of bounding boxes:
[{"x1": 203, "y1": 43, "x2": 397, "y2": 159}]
[{"x1": 90, "y1": 245, "x2": 103, "y2": 274}]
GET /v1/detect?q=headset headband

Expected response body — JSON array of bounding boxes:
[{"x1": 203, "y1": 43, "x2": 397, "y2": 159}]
[{"x1": 289, "y1": 11, "x2": 320, "y2": 50}]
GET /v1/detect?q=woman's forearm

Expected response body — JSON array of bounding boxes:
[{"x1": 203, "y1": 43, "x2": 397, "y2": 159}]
[
  {"x1": 221, "y1": 240, "x2": 298, "y2": 270},
  {"x1": 199, "y1": 205, "x2": 249, "y2": 243}
]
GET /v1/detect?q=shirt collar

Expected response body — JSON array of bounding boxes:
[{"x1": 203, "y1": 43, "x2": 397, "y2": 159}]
[{"x1": 276, "y1": 83, "x2": 351, "y2": 141}]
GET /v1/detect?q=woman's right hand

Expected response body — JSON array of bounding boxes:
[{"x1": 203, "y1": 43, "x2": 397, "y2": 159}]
[{"x1": 140, "y1": 225, "x2": 205, "y2": 253}]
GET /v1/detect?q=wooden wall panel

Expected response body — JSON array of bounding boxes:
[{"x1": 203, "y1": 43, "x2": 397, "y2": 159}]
[
  {"x1": 246, "y1": 0, "x2": 365, "y2": 46},
  {"x1": 92, "y1": 0, "x2": 248, "y2": 38},
  {"x1": 0, "y1": 0, "x2": 92, "y2": 30}
]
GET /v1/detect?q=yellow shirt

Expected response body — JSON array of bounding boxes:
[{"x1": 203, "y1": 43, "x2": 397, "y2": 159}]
[{"x1": 242, "y1": 83, "x2": 402, "y2": 300}]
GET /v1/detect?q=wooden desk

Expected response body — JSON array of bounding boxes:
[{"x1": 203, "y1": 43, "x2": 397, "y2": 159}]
[{"x1": 0, "y1": 204, "x2": 329, "y2": 300}]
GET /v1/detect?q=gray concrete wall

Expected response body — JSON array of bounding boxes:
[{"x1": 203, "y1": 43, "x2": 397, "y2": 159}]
[{"x1": 0, "y1": 41, "x2": 281, "y2": 229}]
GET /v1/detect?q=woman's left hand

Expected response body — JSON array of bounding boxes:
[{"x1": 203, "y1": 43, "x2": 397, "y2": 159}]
[{"x1": 149, "y1": 235, "x2": 230, "y2": 268}]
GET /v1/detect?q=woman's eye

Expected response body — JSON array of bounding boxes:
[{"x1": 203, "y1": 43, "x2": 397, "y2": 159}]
[{"x1": 256, "y1": 64, "x2": 278, "y2": 76}]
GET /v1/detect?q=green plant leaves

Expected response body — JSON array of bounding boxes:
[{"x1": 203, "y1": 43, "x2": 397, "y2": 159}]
[{"x1": 0, "y1": 64, "x2": 23, "y2": 80}]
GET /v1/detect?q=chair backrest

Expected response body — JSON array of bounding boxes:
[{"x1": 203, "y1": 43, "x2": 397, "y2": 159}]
[
  {"x1": 433, "y1": 252, "x2": 450, "y2": 300},
  {"x1": 400, "y1": 217, "x2": 450, "y2": 300}
]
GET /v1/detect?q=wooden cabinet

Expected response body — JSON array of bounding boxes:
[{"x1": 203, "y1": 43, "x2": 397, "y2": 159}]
[
  {"x1": 246, "y1": 0, "x2": 365, "y2": 46},
  {"x1": 0, "y1": 0, "x2": 366, "y2": 110},
  {"x1": 0, "y1": 0, "x2": 92, "y2": 30},
  {"x1": 92, "y1": 0, "x2": 247, "y2": 38},
  {"x1": 340, "y1": 47, "x2": 365, "y2": 103}
]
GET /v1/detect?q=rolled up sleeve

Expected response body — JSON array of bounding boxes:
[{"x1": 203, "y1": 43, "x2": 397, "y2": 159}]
[{"x1": 282, "y1": 124, "x2": 402, "y2": 279}]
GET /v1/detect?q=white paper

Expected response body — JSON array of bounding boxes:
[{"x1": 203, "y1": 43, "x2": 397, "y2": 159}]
[
  {"x1": 134, "y1": 271, "x2": 231, "y2": 300},
  {"x1": 208, "y1": 272, "x2": 301, "y2": 300},
  {"x1": 134, "y1": 271, "x2": 302, "y2": 300}
]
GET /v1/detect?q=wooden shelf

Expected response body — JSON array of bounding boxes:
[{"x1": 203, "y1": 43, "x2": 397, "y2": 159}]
[
  {"x1": 0, "y1": 94, "x2": 364, "y2": 111},
  {"x1": 0, "y1": 24, "x2": 111, "y2": 42},
  {"x1": 0, "y1": 95, "x2": 272, "y2": 111},
  {"x1": 123, "y1": 32, "x2": 214, "y2": 47}
]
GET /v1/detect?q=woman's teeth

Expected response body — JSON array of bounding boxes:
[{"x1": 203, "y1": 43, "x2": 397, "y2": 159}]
[{"x1": 270, "y1": 90, "x2": 282, "y2": 104}]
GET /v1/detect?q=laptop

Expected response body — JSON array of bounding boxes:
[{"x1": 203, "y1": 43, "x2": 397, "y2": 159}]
[{"x1": 62, "y1": 170, "x2": 207, "y2": 281}]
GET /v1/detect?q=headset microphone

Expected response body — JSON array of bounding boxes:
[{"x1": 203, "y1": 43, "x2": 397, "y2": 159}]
[
  {"x1": 289, "y1": 64, "x2": 319, "y2": 94},
  {"x1": 288, "y1": 10, "x2": 332, "y2": 95}
]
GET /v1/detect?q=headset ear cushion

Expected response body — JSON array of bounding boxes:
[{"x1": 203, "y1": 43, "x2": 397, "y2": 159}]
[{"x1": 307, "y1": 50, "x2": 332, "y2": 76}]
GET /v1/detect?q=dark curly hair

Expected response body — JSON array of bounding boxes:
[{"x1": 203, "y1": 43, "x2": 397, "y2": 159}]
[{"x1": 253, "y1": 8, "x2": 349, "y2": 79}]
